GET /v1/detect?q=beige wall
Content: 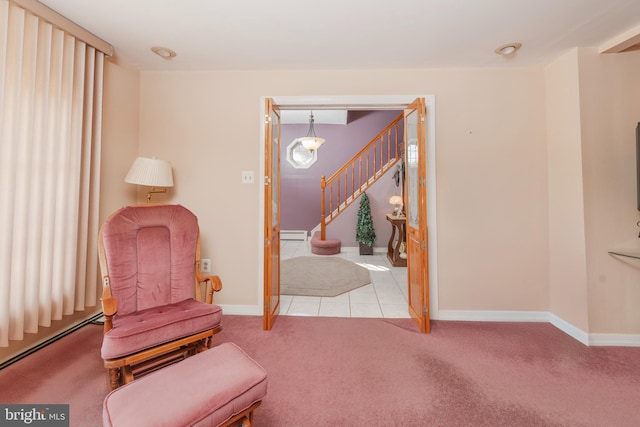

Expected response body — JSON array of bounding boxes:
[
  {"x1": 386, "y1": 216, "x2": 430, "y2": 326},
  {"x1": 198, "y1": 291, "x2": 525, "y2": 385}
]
[
  {"x1": 545, "y1": 50, "x2": 590, "y2": 331},
  {"x1": 434, "y1": 69, "x2": 549, "y2": 311},
  {"x1": 577, "y1": 48, "x2": 640, "y2": 334},
  {"x1": 544, "y1": 47, "x2": 640, "y2": 335},
  {"x1": 100, "y1": 59, "x2": 140, "y2": 221},
  {"x1": 136, "y1": 68, "x2": 550, "y2": 312},
  {"x1": 100, "y1": 52, "x2": 640, "y2": 336}
]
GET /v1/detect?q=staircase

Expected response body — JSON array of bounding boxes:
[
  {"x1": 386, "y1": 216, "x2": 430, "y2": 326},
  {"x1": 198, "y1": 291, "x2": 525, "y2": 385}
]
[{"x1": 318, "y1": 112, "x2": 404, "y2": 240}]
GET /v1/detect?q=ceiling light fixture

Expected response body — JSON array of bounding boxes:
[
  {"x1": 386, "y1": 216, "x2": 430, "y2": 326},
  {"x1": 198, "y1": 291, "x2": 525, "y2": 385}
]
[
  {"x1": 151, "y1": 46, "x2": 177, "y2": 59},
  {"x1": 298, "y1": 111, "x2": 325, "y2": 151},
  {"x1": 495, "y1": 42, "x2": 522, "y2": 56}
]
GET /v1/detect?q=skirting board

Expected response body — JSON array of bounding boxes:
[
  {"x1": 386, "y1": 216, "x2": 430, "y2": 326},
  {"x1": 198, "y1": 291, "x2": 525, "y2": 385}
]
[
  {"x1": 218, "y1": 304, "x2": 262, "y2": 316},
  {"x1": 588, "y1": 333, "x2": 640, "y2": 347},
  {"x1": 437, "y1": 310, "x2": 549, "y2": 323},
  {"x1": 281, "y1": 230, "x2": 308, "y2": 241},
  {"x1": 437, "y1": 310, "x2": 640, "y2": 347},
  {"x1": 547, "y1": 313, "x2": 589, "y2": 346},
  {"x1": 218, "y1": 306, "x2": 640, "y2": 347}
]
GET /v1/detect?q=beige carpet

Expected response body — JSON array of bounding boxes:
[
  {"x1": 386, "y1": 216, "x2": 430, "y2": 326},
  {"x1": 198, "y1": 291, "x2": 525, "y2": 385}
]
[{"x1": 281, "y1": 256, "x2": 371, "y2": 297}]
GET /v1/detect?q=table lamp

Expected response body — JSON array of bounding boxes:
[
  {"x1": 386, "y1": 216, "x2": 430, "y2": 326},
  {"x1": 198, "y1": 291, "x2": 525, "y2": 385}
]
[{"x1": 389, "y1": 195, "x2": 403, "y2": 217}]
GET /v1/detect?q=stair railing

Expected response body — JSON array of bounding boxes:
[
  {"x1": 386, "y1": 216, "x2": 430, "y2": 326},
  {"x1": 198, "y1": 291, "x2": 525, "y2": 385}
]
[{"x1": 320, "y1": 112, "x2": 404, "y2": 240}]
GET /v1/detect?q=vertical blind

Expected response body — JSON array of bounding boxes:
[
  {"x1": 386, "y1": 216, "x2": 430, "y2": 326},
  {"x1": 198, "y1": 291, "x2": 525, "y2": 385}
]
[{"x1": 0, "y1": 0, "x2": 104, "y2": 347}]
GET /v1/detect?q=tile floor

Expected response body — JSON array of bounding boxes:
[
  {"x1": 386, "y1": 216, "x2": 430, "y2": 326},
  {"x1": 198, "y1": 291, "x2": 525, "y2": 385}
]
[{"x1": 280, "y1": 239, "x2": 410, "y2": 318}]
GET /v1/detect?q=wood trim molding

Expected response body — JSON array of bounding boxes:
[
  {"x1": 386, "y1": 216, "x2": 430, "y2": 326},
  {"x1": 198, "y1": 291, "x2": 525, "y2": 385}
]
[
  {"x1": 599, "y1": 23, "x2": 640, "y2": 54},
  {"x1": 438, "y1": 310, "x2": 640, "y2": 347},
  {"x1": 10, "y1": 0, "x2": 113, "y2": 56}
]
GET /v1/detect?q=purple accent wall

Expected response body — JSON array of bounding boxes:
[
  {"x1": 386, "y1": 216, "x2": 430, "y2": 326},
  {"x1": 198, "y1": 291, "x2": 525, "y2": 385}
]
[{"x1": 281, "y1": 110, "x2": 403, "y2": 247}]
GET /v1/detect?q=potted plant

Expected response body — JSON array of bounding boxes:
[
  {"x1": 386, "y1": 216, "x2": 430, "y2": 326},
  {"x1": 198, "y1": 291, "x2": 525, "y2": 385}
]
[{"x1": 356, "y1": 192, "x2": 376, "y2": 255}]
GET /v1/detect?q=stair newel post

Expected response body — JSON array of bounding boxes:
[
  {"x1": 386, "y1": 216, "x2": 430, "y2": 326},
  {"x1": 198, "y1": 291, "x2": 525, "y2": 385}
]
[{"x1": 320, "y1": 175, "x2": 327, "y2": 240}]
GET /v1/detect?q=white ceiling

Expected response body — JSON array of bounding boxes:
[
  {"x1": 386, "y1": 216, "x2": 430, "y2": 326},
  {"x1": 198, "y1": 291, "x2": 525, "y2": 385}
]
[{"x1": 37, "y1": 0, "x2": 640, "y2": 71}]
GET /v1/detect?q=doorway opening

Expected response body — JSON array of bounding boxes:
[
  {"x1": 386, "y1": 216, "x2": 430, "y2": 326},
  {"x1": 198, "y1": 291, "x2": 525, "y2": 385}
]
[
  {"x1": 279, "y1": 108, "x2": 408, "y2": 318},
  {"x1": 260, "y1": 95, "x2": 438, "y2": 326}
]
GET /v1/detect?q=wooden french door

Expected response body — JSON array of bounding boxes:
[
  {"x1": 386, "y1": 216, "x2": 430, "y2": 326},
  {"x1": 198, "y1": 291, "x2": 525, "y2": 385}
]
[
  {"x1": 263, "y1": 98, "x2": 281, "y2": 330},
  {"x1": 405, "y1": 97, "x2": 430, "y2": 333}
]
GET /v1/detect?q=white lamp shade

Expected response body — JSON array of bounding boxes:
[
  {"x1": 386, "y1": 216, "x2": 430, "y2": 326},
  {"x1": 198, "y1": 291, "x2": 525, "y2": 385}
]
[
  {"x1": 300, "y1": 137, "x2": 325, "y2": 151},
  {"x1": 389, "y1": 195, "x2": 403, "y2": 205},
  {"x1": 125, "y1": 157, "x2": 174, "y2": 187}
]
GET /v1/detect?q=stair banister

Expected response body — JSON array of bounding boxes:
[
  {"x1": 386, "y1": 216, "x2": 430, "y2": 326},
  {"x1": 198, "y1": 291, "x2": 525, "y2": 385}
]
[{"x1": 319, "y1": 112, "x2": 404, "y2": 241}]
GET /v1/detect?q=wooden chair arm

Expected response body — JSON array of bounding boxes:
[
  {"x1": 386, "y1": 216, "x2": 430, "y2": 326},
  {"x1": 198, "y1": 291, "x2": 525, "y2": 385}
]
[
  {"x1": 100, "y1": 277, "x2": 118, "y2": 333},
  {"x1": 196, "y1": 270, "x2": 223, "y2": 304}
]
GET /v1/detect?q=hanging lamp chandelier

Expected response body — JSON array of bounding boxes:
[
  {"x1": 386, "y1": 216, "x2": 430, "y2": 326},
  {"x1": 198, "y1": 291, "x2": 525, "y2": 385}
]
[{"x1": 298, "y1": 111, "x2": 325, "y2": 151}]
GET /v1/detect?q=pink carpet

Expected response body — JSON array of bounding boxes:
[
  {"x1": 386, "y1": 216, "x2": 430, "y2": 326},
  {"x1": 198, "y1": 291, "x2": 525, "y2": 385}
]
[{"x1": 1, "y1": 316, "x2": 639, "y2": 426}]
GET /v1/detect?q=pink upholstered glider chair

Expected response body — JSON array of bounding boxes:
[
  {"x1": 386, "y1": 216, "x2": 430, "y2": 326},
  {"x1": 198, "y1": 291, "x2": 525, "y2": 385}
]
[{"x1": 98, "y1": 204, "x2": 223, "y2": 390}]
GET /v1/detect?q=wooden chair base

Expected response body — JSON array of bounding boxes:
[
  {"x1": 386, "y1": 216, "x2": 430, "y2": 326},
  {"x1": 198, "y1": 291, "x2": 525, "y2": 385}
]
[
  {"x1": 104, "y1": 326, "x2": 221, "y2": 390},
  {"x1": 221, "y1": 401, "x2": 262, "y2": 427}
]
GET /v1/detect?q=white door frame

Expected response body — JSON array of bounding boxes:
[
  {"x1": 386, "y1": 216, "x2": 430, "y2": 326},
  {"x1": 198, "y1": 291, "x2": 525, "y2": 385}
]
[{"x1": 258, "y1": 95, "x2": 438, "y2": 320}]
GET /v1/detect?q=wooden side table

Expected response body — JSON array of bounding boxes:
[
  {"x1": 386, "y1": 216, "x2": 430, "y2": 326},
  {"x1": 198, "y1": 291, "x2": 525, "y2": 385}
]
[{"x1": 386, "y1": 214, "x2": 407, "y2": 267}]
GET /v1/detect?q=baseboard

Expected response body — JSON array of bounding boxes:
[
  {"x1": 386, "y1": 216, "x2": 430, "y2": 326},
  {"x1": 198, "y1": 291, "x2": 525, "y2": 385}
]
[
  {"x1": 436, "y1": 310, "x2": 640, "y2": 347},
  {"x1": 281, "y1": 230, "x2": 308, "y2": 241},
  {"x1": 218, "y1": 304, "x2": 262, "y2": 316},
  {"x1": 588, "y1": 333, "x2": 640, "y2": 347},
  {"x1": 437, "y1": 310, "x2": 549, "y2": 323},
  {"x1": 437, "y1": 310, "x2": 587, "y2": 344},
  {"x1": 548, "y1": 313, "x2": 589, "y2": 346},
  {"x1": 218, "y1": 306, "x2": 640, "y2": 347},
  {"x1": 0, "y1": 312, "x2": 104, "y2": 370}
]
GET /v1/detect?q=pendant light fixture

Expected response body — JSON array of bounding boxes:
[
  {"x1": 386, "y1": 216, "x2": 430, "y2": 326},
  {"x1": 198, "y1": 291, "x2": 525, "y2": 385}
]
[{"x1": 299, "y1": 111, "x2": 325, "y2": 151}]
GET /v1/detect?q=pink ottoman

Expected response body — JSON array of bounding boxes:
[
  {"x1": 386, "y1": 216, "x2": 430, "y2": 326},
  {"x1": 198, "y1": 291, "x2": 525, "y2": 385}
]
[
  {"x1": 310, "y1": 231, "x2": 341, "y2": 255},
  {"x1": 103, "y1": 342, "x2": 267, "y2": 427}
]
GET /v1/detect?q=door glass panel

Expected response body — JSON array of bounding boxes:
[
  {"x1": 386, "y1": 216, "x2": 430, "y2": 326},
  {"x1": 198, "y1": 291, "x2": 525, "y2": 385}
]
[
  {"x1": 406, "y1": 109, "x2": 419, "y2": 229},
  {"x1": 271, "y1": 110, "x2": 280, "y2": 224}
]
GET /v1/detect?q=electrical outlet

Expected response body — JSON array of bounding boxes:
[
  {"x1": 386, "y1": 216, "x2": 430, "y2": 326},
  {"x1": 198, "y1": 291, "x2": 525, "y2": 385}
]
[
  {"x1": 241, "y1": 170, "x2": 254, "y2": 184},
  {"x1": 201, "y1": 258, "x2": 212, "y2": 273}
]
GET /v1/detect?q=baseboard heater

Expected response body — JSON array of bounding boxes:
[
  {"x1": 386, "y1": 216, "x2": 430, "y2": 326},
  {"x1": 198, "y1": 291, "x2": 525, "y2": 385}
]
[
  {"x1": 281, "y1": 230, "x2": 308, "y2": 241},
  {"x1": 0, "y1": 312, "x2": 104, "y2": 370}
]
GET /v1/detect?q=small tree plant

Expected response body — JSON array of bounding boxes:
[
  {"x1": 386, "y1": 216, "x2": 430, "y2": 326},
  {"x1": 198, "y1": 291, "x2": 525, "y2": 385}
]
[{"x1": 356, "y1": 192, "x2": 376, "y2": 254}]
